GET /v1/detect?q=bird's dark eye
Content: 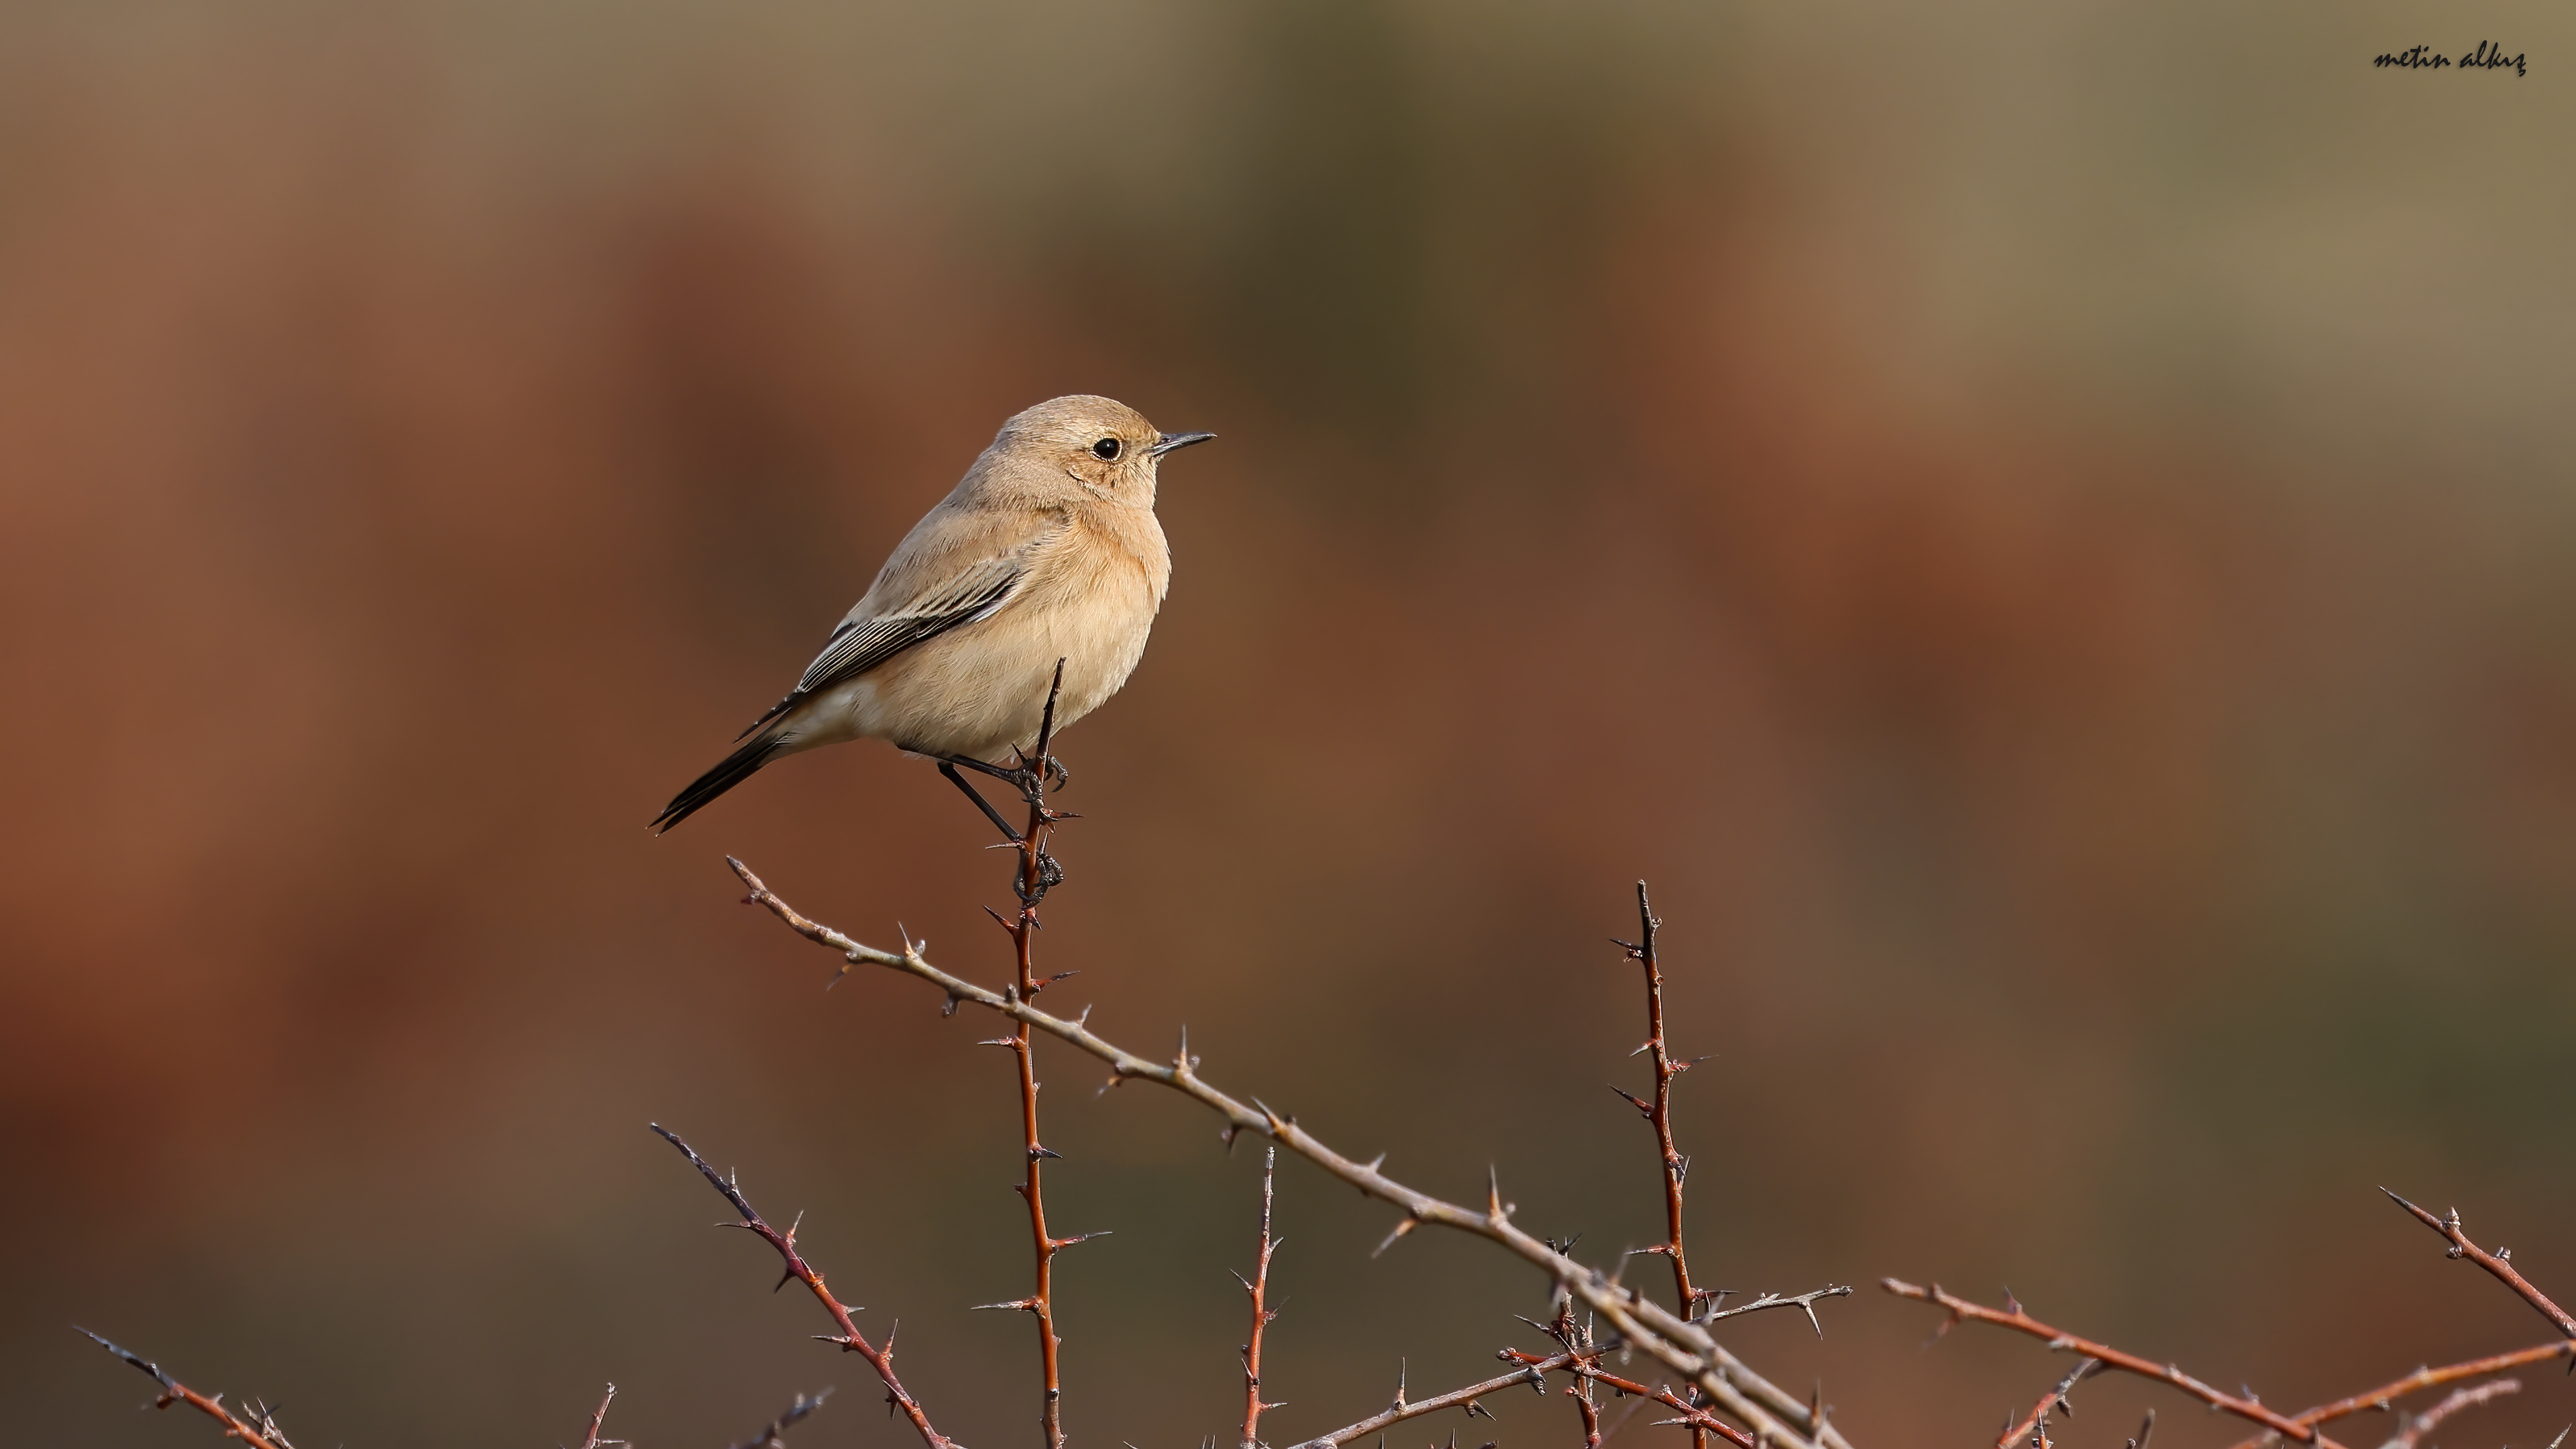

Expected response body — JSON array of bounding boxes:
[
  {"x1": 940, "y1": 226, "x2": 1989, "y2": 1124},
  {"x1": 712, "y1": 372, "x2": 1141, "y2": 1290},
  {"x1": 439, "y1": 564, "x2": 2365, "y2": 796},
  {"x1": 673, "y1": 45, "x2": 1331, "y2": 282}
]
[{"x1": 1091, "y1": 437, "x2": 1122, "y2": 461}]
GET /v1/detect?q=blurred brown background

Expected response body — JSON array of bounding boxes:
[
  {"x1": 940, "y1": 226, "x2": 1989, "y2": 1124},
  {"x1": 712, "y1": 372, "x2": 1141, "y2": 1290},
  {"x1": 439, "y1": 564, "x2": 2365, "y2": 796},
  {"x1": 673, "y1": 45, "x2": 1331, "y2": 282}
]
[{"x1": 5, "y1": 1, "x2": 2574, "y2": 1445}]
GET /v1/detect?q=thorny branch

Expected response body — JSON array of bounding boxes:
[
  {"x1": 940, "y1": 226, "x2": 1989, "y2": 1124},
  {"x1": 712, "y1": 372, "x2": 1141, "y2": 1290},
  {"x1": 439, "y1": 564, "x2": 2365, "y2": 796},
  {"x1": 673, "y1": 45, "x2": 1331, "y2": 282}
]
[
  {"x1": 1550, "y1": 1305, "x2": 1608, "y2": 1449},
  {"x1": 1703, "y1": 1286, "x2": 1853, "y2": 1337},
  {"x1": 2213, "y1": 1339, "x2": 2573, "y2": 1449},
  {"x1": 80, "y1": 1330, "x2": 297, "y2": 1449},
  {"x1": 1495, "y1": 1344, "x2": 1756, "y2": 1449},
  {"x1": 1285, "y1": 1355, "x2": 1533, "y2": 1449},
  {"x1": 1612, "y1": 883, "x2": 1709, "y2": 1449},
  {"x1": 1239, "y1": 1146, "x2": 1284, "y2": 1449},
  {"x1": 729, "y1": 857, "x2": 1854, "y2": 1449},
  {"x1": 1997, "y1": 1357, "x2": 2098, "y2": 1449},
  {"x1": 989, "y1": 661, "x2": 1081, "y2": 1449},
  {"x1": 2215, "y1": 1187, "x2": 2575, "y2": 1449},
  {"x1": 2381, "y1": 1378, "x2": 2520, "y2": 1449},
  {"x1": 1893, "y1": 1259, "x2": 2576, "y2": 1449},
  {"x1": 1570, "y1": 1352, "x2": 1604, "y2": 1449},
  {"x1": 2382, "y1": 1189, "x2": 2576, "y2": 1338},
  {"x1": 652, "y1": 1123, "x2": 955, "y2": 1449},
  {"x1": 1881, "y1": 1279, "x2": 2348, "y2": 1446},
  {"x1": 1611, "y1": 884, "x2": 1706, "y2": 1322},
  {"x1": 579, "y1": 1382, "x2": 623, "y2": 1449},
  {"x1": 1273, "y1": 1281, "x2": 1835, "y2": 1447}
]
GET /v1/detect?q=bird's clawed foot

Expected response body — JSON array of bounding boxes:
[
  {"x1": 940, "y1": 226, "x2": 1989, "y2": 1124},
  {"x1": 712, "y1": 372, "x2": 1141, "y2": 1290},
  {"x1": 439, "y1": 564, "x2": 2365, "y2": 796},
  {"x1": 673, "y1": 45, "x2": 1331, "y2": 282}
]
[
  {"x1": 1018, "y1": 850, "x2": 1066, "y2": 906},
  {"x1": 1004, "y1": 747, "x2": 1071, "y2": 804},
  {"x1": 938, "y1": 754, "x2": 1079, "y2": 846}
]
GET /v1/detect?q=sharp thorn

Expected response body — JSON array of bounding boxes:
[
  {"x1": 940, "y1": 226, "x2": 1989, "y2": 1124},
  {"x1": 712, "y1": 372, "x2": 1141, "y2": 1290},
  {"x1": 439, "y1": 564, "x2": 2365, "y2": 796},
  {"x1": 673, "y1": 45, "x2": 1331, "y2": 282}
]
[{"x1": 1373, "y1": 1216, "x2": 1419, "y2": 1258}]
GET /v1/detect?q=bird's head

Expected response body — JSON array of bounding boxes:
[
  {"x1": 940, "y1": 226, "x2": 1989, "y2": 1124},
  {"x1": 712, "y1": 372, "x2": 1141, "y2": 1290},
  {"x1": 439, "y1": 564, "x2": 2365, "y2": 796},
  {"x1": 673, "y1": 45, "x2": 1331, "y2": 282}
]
[{"x1": 995, "y1": 394, "x2": 1214, "y2": 509}]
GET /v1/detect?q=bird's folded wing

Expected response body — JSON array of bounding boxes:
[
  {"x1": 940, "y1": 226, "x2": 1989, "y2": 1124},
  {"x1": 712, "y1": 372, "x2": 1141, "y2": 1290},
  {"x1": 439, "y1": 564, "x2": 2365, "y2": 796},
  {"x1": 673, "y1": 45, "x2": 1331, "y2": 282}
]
[{"x1": 738, "y1": 551, "x2": 1033, "y2": 739}]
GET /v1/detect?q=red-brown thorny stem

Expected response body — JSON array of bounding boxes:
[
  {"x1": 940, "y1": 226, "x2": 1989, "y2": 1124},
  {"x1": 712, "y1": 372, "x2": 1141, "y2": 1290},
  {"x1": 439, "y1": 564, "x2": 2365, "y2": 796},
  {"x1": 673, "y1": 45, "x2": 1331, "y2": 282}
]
[
  {"x1": 653, "y1": 1125, "x2": 954, "y2": 1449},
  {"x1": 1240, "y1": 1146, "x2": 1281, "y2": 1448},
  {"x1": 1012, "y1": 661, "x2": 1071, "y2": 1449}
]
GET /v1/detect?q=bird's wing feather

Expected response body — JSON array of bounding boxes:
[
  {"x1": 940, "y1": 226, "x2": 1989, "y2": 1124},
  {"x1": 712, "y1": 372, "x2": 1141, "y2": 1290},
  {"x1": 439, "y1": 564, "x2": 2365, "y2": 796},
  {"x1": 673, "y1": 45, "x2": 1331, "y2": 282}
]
[{"x1": 737, "y1": 524, "x2": 1061, "y2": 739}]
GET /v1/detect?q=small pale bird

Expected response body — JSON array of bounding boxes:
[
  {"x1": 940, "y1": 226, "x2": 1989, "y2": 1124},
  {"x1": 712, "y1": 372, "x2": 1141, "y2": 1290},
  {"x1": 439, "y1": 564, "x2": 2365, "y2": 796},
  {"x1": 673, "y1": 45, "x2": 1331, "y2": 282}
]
[{"x1": 653, "y1": 394, "x2": 1213, "y2": 835}]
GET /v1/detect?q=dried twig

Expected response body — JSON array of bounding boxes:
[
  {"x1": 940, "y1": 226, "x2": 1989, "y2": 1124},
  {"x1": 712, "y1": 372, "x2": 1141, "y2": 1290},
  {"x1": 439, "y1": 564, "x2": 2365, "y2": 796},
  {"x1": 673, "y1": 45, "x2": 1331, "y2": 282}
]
[
  {"x1": 991, "y1": 663, "x2": 1081, "y2": 1449},
  {"x1": 652, "y1": 1124, "x2": 956, "y2": 1449},
  {"x1": 728, "y1": 1389, "x2": 834, "y2": 1449},
  {"x1": 2383, "y1": 1190, "x2": 2576, "y2": 1337},
  {"x1": 729, "y1": 860, "x2": 1849, "y2": 1449},
  {"x1": 1594, "y1": 1383, "x2": 1653, "y2": 1448},
  {"x1": 1911, "y1": 1254, "x2": 2576, "y2": 1449},
  {"x1": 1610, "y1": 884, "x2": 1703, "y2": 1319},
  {"x1": 1613, "y1": 883, "x2": 1706, "y2": 1449},
  {"x1": 2215, "y1": 1340, "x2": 2573, "y2": 1449},
  {"x1": 1880, "y1": 1279, "x2": 2343, "y2": 1445},
  {"x1": 578, "y1": 1382, "x2": 622, "y2": 1449},
  {"x1": 1570, "y1": 1357, "x2": 1605, "y2": 1449},
  {"x1": 1703, "y1": 1285, "x2": 1854, "y2": 1336},
  {"x1": 2382, "y1": 1377, "x2": 2519, "y2": 1449},
  {"x1": 1997, "y1": 1358, "x2": 2098, "y2": 1449},
  {"x1": 1239, "y1": 1146, "x2": 1285, "y2": 1449},
  {"x1": 1495, "y1": 1346, "x2": 1756, "y2": 1449},
  {"x1": 1548, "y1": 1305, "x2": 1607, "y2": 1449},
  {"x1": 1286, "y1": 1355, "x2": 1556, "y2": 1449},
  {"x1": 2202, "y1": 1195, "x2": 2576, "y2": 1449},
  {"x1": 78, "y1": 1330, "x2": 297, "y2": 1449}
]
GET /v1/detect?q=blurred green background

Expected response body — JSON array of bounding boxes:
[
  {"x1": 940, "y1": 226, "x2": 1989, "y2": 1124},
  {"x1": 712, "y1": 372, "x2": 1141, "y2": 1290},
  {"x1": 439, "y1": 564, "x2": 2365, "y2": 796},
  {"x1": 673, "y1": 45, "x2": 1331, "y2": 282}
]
[{"x1": 4, "y1": 1, "x2": 2573, "y2": 1445}]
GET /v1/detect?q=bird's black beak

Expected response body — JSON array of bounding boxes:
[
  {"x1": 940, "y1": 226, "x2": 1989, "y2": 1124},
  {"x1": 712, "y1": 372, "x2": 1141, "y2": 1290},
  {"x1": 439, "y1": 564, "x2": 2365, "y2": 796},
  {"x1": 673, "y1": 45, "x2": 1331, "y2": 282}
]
[{"x1": 1148, "y1": 431, "x2": 1216, "y2": 458}]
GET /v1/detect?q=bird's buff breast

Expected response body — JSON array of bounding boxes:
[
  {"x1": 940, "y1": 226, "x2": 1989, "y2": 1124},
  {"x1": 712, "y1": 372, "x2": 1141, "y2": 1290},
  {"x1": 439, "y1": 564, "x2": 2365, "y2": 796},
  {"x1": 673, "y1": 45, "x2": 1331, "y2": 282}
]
[{"x1": 837, "y1": 553, "x2": 1162, "y2": 763}]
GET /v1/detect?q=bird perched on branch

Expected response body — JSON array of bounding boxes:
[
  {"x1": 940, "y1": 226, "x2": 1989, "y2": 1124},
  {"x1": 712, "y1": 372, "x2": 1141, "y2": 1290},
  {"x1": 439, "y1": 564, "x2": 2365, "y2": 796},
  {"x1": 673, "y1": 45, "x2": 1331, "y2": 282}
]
[{"x1": 653, "y1": 394, "x2": 1214, "y2": 837}]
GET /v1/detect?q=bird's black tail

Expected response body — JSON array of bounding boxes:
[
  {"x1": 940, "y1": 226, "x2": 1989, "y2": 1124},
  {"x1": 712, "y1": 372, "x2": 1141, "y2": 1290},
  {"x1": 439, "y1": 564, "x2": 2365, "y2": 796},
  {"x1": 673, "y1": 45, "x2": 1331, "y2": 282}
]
[{"x1": 653, "y1": 733, "x2": 784, "y2": 833}]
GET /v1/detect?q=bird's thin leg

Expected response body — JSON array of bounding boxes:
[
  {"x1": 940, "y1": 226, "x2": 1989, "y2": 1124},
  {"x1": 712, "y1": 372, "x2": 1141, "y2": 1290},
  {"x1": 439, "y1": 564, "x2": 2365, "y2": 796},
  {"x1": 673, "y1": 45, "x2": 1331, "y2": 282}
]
[
  {"x1": 947, "y1": 750, "x2": 1057, "y2": 812},
  {"x1": 1010, "y1": 745, "x2": 1070, "y2": 794},
  {"x1": 944, "y1": 753, "x2": 1026, "y2": 786},
  {"x1": 938, "y1": 759, "x2": 1024, "y2": 843}
]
